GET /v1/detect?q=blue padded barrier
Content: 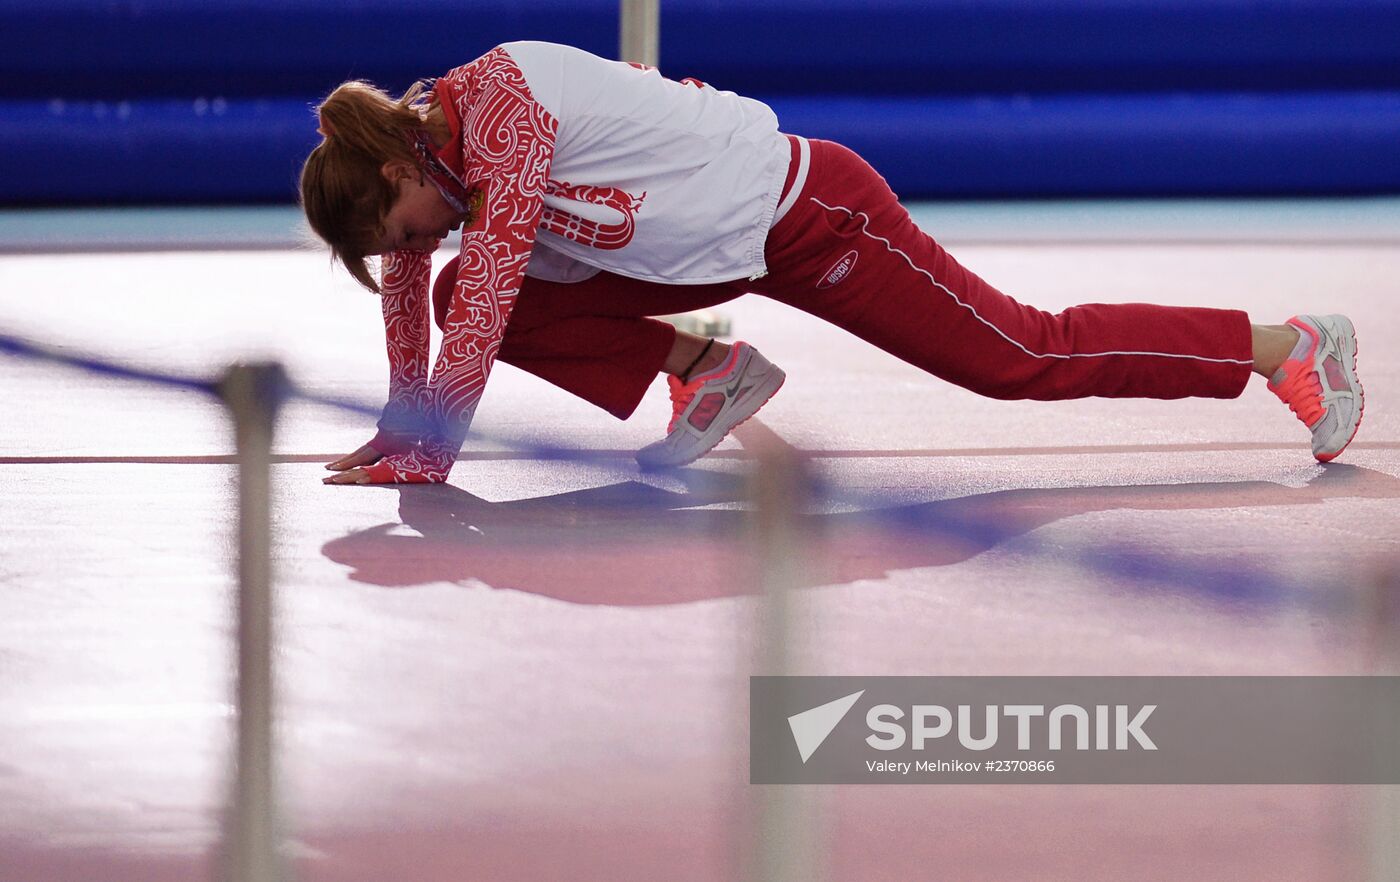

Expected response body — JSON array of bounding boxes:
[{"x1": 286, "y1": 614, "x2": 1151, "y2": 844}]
[
  {"x1": 1, "y1": 98, "x2": 319, "y2": 203},
  {"x1": 667, "y1": 0, "x2": 1400, "y2": 97},
  {"x1": 6, "y1": 91, "x2": 1400, "y2": 203},
  {"x1": 770, "y1": 91, "x2": 1400, "y2": 198},
  {"x1": 0, "y1": 1, "x2": 618, "y2": 100},
  {"x1": 4, "y1": 2, "x2": 1400, "y2": 203},
  {"x1": 4, "y1": 1, "x2": 1400, "y2": 99}
]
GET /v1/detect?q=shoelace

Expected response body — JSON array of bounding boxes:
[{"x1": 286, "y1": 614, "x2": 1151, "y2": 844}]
[
  {"x1": 665, "y1": 375, "x2": 705, "y2": 433},
  {"x1": 1273, "y1": 364, "x2": 1325, "y2": 427}
]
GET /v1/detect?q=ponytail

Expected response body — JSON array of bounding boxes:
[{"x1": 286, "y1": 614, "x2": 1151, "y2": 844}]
[{"x1": 299, "y1": 79, "x2": 436, "y2": 292}]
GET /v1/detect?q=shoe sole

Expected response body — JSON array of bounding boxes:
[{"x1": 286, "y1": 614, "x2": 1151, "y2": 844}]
[
  {"x1": 1314, "y1": 315, "x2": 1364, "y2": 462},
  {"x1": 636, "y1": 368, "x2": 786, "y2": 470}
]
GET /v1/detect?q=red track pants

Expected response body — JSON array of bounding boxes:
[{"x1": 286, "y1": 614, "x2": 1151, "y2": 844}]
[{"x1": 433, "y1": 138, "x2": 1254, "y2": 421}]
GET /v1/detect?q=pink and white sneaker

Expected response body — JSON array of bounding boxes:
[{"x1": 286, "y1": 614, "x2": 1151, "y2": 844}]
[
  {"x1": 636, "y1": 341, "x2": 786, "y2": 469},
  {"x1": 1267, "y1": 314, "x2": 1364, "y2": 462}
]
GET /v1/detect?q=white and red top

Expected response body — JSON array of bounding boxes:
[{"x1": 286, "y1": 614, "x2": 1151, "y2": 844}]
[{"x1": 366, "y1": 41, "x2": 793, "y2": 482}]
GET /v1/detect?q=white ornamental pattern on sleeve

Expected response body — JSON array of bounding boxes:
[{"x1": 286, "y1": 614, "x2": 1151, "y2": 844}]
[
  {"x1": 365, "y1": 47, "x2": 558, "y2": 484},
  {"x1": 376, "y1": 251, "x2": 432, "y2": 446}
]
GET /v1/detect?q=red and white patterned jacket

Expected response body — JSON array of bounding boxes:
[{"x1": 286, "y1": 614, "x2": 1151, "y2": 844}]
[{"x1": 364, "y1": 41, "x2": 790, "y2": 482}]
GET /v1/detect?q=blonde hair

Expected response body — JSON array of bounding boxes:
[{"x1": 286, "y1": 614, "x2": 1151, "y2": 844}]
[{"x1": 299, "y1": 79, "x2": 440, "y2": 292}]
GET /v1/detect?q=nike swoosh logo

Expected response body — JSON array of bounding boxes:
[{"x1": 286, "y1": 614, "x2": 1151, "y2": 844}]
[{"x1": 726, "y1": 379, "x2": 756, "y2": 400}]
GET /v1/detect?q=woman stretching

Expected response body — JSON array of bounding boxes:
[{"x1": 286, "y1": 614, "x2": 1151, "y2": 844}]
[{"x1": 300, "y1": 41, "x2": 1364, "y2": 485}]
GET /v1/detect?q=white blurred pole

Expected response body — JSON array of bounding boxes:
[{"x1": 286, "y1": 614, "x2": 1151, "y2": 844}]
[
  {"x1": 747, "y1": 445, "x2": 825, "y2": 882},
  {"x1": 620, "y1": 0, "x2": 660, "y2": 67},
  {"x1": 1369, "y1": 769, "x2": 1400, "y2": 882},
  {"x1": 1367, "y1": 566, "x2": 1400, "y2": 882},
  {"x1": 220, "y1": 363, "x2": 288, "y2": 882}
]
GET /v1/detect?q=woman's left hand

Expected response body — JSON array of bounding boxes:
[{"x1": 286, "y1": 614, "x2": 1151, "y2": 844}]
[{"x1": 322, "y1": 446, "x2": 455, "y2": 485}]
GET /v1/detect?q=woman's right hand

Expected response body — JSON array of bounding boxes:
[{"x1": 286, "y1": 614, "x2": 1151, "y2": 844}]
[{"x1": 325, "y1": 444, "x2": 383, "y2": 473}]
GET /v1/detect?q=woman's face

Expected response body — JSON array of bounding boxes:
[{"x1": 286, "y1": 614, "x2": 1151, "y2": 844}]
[{"x1": 373, "y1": 160, "x2": 467, "y2": 254}]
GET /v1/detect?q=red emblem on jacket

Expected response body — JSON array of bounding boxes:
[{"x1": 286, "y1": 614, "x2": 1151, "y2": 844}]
[{"x1": 540, "y1": 182, "x2": 647, "y2": 250}]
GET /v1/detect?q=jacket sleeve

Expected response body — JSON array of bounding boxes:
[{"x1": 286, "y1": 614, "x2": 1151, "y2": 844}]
[
  {"x1": 368, "y1": 250, "x2": 433, "y2": 456},
  {"x1": 363, "y1": 48, "x2": 558, "y2": 484}
]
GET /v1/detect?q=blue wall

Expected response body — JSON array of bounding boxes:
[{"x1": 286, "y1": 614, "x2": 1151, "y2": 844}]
[{"x1": 4, "y1": 0, "x2": 1400, "y2": 203}]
